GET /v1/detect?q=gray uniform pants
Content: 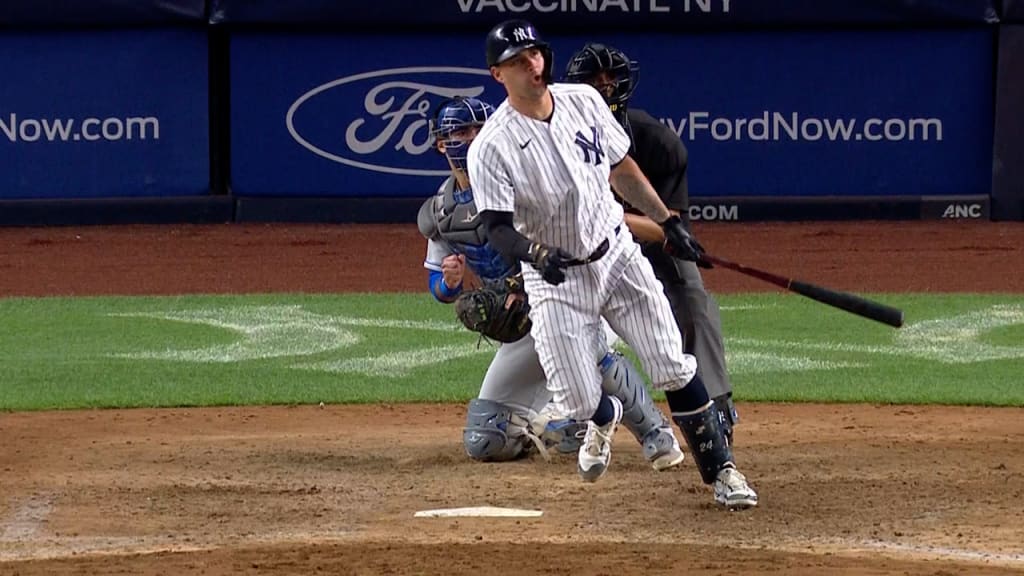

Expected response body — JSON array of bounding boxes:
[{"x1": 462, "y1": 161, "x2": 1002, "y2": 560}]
[
  {"x1": 645, "y1": 246, "x2": 732, "y2": 400},
  {"x1": 476, "y1": 333, "x2": 553, "y2": 416}
]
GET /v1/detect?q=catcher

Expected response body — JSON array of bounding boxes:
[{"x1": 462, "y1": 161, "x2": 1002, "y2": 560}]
[{"x1": 418, "y1": 95, "x2": 685, "y2": 469}]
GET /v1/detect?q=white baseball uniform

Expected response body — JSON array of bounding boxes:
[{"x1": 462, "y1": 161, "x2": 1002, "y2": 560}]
[
  {"x1": 421, "y1": 177, "x2": 623, "y2": 417},
  {"x1": 468, "y1": 83, "x2": 697, "y2": 421}
]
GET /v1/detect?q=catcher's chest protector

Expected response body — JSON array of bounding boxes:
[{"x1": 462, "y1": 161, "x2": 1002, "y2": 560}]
[{"x1": 434, "y1": 186, "x2": 513, "y2": 281}]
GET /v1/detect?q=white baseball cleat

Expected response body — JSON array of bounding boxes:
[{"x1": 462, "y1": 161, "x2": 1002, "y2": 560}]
[
  {"x1": 642, "y1": 426, "x2": 686, "y2": 471},
  {"x1": 713, "y1": 466, "x2": 759, "y2": 510},
  {"x1": 577, "y1": 396, "x2": 623, "y2": 483}
]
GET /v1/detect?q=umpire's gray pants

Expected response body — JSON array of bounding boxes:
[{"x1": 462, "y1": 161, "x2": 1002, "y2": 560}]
[{"x1": 647, "y1": 248, "x2": 733, "y2": 400}]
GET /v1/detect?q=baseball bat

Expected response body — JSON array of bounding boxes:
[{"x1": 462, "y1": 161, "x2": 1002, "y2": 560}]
[{"x1": 701, "y1": 253, "x2": 904, "y2": 328}]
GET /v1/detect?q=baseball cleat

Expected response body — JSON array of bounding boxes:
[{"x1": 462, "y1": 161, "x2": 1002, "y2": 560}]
[
  {"x1": 577, "y1": 396, "x2": 623, "y2": 483},
  {"x1": 642, "y1": 426, "x2": 685, "y2": 471},
  {"x1": 713, "y1": 466, "x2": 758, "y2": 510}
]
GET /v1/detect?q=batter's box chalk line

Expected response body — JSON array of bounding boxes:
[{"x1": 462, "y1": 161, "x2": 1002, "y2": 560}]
[{"x1": 413, "y1": 506, "x2": 543, "y2": 518}]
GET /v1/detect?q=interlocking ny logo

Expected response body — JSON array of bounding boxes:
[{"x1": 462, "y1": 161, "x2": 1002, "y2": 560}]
[
  {"x1": 574, "y1": 126, "x2": 604, "y2": 165},
  {"x1": 512, "y1": 27, "x2": 534, "y2": 42}
]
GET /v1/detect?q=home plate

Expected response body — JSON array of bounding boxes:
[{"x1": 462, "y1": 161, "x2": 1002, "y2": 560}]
[{"x1": 413, "y1": 506, "x2": 543, "y2": 518}]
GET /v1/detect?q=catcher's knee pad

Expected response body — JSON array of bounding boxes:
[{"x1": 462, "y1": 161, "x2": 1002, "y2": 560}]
[
  {"x1": 599, "y1": 351, "x2": 671, "y2": 443},
  {"x1": 462, "y1": 398, "x2": 532, "y2": 462},
  {"x1": 672, "y1": 401, "x2": 734, "y2": 485}
]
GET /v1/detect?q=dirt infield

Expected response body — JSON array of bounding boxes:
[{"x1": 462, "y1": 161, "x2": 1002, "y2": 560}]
[{"x1": 2, "y1": 221, "x2": 1023, "y2": 575}]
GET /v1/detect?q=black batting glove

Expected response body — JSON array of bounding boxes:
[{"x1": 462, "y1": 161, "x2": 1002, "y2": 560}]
[
  {"x1": 660, "y1": 214, "x2": 711, "y2": 268},
  {"x1": 528, "y1": 243, "x2": 572, "y2": 285}
]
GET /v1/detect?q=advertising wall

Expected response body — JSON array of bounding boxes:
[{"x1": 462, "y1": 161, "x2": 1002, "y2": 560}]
[
  {"x1": 210, "y1": 0, "x2": 997, "y2": 27},
  {"x1": 992, "y1": 25, "x2": 1024, "y2": 220},
  {"x1": 0, "y1": 29, "x2": 209, "y2": 200},
  {"x1": 0, "y1": 0, "x2": 205, "y2": 24},
  {"x1": 230, "y1": 30, "x2": 993, "y2": 202}
]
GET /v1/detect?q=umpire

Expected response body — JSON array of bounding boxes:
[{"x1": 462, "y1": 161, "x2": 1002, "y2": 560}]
[{"x1": 564, "y1": 43, "x2": 739, "y2": 442}]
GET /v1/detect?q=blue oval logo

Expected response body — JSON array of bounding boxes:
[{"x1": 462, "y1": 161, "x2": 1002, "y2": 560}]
[{"x1": 287, "y1": 67, "x2": 495, "y2": 176}]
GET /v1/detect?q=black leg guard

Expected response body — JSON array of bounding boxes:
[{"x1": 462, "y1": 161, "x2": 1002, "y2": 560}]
[
  {"x1": 672, "y1": 401, "x2": 734, "y2": 485},
  {"x1": 713, "y1": 394, "x2": 738, "y2": 446}
]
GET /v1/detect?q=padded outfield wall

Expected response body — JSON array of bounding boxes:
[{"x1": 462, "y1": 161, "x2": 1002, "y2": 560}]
[
  {"x1": 0, "y1": 1, "x2": 233, "y2": 225},
  {"x1": 1, "y1": 0, "x2": 1022, "y2": 223},
  {"x1": 994, "y1": 0, "x2": 1024, "y2": 220}
]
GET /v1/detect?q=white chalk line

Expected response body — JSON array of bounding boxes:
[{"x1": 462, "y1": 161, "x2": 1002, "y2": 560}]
[
  {"x1": 107, "y1": 305, "x2": 464, "y2": 363},
  {"x1": 719, "y1": 304, "x2": 777, "y2": 311},
  {"x1": 298, "y1": 343, "x2": 493, "y2": 377},
  {"x1": 731, "y1": 304, "x2": 1024, "y2": 364}
]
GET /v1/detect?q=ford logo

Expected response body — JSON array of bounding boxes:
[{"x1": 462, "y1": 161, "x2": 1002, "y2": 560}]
[{"x1": 286, "y1": 67, "x2": 493, "y2": 176}]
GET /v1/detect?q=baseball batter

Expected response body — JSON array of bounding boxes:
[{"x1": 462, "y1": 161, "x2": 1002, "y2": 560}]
[
  {"x1": 418, "y1": 95, "x2": 685, "y2": 471},
  {"x1": 564, "y1": 43, "x2": 739, "y2": 443},
  {"x1": 467, "y1": 19, "x2": 757, "y2": 508}
]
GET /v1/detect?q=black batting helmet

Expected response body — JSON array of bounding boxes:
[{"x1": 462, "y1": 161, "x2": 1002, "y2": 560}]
[
  {"x1": 564, "y1": 43, "x2": 639, "y2": 111},
  {"x1": 485, "y1": 19, "x2": 553, "y2": 84}
]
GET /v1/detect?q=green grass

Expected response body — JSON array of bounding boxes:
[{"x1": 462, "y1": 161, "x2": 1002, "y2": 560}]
[{"x1": 1, "y1": 293, "x2": 1022, "y2": 411}]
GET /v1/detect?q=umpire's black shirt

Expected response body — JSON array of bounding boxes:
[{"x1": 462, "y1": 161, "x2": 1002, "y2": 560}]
[
  {"x1": 622, "y1": 107, "x2": 692, "y2": 281},
  {"x1": 626, "y1": 108, "x2": 690, "y2": 223}
]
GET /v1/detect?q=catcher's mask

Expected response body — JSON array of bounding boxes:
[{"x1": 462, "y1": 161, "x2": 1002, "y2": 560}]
[
  {"x1": 430, "y1": 96, "x2": 494, "y2": 173},
  {"x1": 564, "y1": 42, "x2": 639, "y2": 116}
]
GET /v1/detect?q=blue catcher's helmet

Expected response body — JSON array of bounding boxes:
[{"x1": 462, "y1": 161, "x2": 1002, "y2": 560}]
[{"x1": 430, "y1": 96, "x2": 494, "y2": 173}]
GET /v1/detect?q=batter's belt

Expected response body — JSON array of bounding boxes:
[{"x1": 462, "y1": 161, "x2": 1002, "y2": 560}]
[{"x1": 565, "y1": 225, "x2": 621, "y2": 267}]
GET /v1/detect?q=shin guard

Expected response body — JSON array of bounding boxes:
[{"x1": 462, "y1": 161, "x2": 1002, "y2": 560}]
[
  {"x1": 672, "y1": 401, "x2": 734, "y2": 484},
  {"x1": 599, "y1": 351, "x2": 671, "y2": 442}
]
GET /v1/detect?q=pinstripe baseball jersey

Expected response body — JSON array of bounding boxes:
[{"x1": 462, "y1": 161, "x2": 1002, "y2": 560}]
[
  {"x1": 464, "y1": 81, "x2": 696, "y2": 423},
  {"x1": 467, "y1": 83, "x2": 631, "y2": 259}
]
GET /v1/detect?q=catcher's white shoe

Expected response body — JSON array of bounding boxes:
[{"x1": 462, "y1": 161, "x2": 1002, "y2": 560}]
[
  {"x1": 642, "y1": 426, "x2": 686, "y2": 471},
  {"x1": 577, "y1": 396, "x2": 623, "y2": 483},
  {"x1": 713, "y1": 466, "x2": 758, "y2": 510}
]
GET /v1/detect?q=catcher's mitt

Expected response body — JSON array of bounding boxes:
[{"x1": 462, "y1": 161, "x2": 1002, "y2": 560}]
[{"x1": 454, "y1": 277, "x2": 532, "y2": 344}]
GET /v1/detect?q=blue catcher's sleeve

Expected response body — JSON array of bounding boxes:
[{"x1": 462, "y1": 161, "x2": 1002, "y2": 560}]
[{"x1": 428, "y1": 269, "x2": 463, "y2": 303}]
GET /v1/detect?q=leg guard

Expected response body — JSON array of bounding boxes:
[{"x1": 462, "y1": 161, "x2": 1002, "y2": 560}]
[
  {"x1": 464, "y1": 398, "x2": 585, "y2": 462},
  {"x1": 672, "y1": 401, "x2": 734, "y2": 485},
  {"x1": 599, "y1": 351, "x2": 671, "y2": 442},
  {"x1": 462, "y1": 398, "x2": 532, "y2": 462},
  {"x1": 600, "y1": 351, "x2": 684, "y2": 470},
  {"x1": 713, "y1": 393, "x2": 738, "y2": 445}
]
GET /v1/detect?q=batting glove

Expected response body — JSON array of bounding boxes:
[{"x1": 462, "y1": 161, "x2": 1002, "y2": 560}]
[
  {"x1": 528, "y1": 243, "x2": 572, "y2": 285},
  {"x1": 660, "y1": 215, "x2": 712, "y2": 268}
]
